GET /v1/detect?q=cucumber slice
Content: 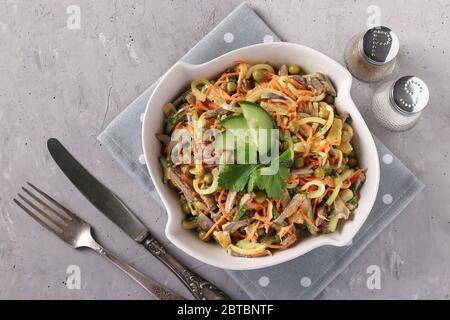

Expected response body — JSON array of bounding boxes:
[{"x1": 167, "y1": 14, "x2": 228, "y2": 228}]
[
  {"x1": 240, "y1": 102, "x2": 274, "y2": 130},
  {"x1": 221, "y1": 115, "x2": 248, "y2": 130},
  {"x1": 216, "y1": 116, "x2": 248, "y2": 150},
  {"x1": 218, "y1": 115, "x2": 258, "y2": 163},
  {"x1": 240, "y1": 102, "x2": 275, "y2": 155}
]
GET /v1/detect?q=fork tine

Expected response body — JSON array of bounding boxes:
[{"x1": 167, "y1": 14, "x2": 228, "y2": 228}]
[
  {"x1": 26, "y1": 182, "x2": 79, "y2": 221},
  {"x1": 14, "y1": 198, "x2": 63, "y2": 235},
  {"x1": 22, "y1": 186, "x2": 71, "y2": 223},
  {"x1": 17, "y1": 193, "x2": 66, "y2": 230}
]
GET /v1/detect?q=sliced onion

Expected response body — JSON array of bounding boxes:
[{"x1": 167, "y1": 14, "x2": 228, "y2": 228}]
[
  {"x1": 297, "y1": 117, "x2": 327, "y2": 125},
  {"x1": 300, "y1": 180, "x2": 326, "y2": 199},
  {"x1": 193, "y1": 168, "x2": 219, "y2": 195},
  {"x1": 326, "y1": 169, "x2": 354, "y2": 206},
  {"x1": 191, "y1": 79, "x2": 210, "y2": 102},
  {"x1": 316, "y1": 104, "x2": 334, "y2": 137},
  {"x1": 246, "y1": 88, "x2": 296, "y2": 107}
]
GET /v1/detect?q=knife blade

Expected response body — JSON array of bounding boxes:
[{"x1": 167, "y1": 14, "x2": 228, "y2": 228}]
[
  {"x1": 47, "y1": 138, "x2": 229, "y2": 300},
  {"x1": 47, "y1": 138, "x2": 150, "y2": 242}
]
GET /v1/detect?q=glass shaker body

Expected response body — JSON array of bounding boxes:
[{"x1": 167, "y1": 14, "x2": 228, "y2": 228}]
[
  {"x1": 344, "y1": 26, "x2": 399, "y2": 83},
  {"x1": 372, "y1": 76, "x2": 429, "y2": 131},
  {"x1": 344, "y1": 33, "x2": 396, "y2": 82}
]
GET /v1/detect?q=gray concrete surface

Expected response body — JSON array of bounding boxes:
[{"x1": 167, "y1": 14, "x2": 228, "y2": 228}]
[{"x1": 1, "y1": 0, "x2": 449, "y2": 299}]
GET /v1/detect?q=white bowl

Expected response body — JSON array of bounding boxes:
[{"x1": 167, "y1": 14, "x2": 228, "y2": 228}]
[{"x1": 142, "y1": 42, "x2": 380, "y2": 270}]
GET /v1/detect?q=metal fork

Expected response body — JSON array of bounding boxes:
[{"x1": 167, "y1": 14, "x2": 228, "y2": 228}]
[{"x1": 13, "y1": 182, "x2": 184, "y2": 300}]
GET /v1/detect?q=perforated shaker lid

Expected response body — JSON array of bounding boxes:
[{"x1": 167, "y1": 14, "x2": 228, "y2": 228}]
[
  {"x1": 359, "y1": 26, "x2": 399, "y2": 65},
  {"x1": 390, "y1": 76, "x2": 429, "y2": 114}
]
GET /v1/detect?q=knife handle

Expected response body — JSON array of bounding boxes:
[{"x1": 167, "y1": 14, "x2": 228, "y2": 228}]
[{"x1": 143, "y1": 236, "x2": 230, "y2": 300}]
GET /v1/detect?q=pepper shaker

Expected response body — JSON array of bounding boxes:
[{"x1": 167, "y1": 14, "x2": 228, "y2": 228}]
[
  {"x1": 344, "y1": 26, "x2": 400, "y2": 82},
  {"x1": 372, "y1": 76, "x2": 429, "y2": 131}
]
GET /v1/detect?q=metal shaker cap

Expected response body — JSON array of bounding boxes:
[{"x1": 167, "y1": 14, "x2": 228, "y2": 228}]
[
  {"x1": 390, "y1": 76, "x2": 429, "y2": 114},
  {"x1": 359, "y1": 26, "x2": 399, "y2": 65}
]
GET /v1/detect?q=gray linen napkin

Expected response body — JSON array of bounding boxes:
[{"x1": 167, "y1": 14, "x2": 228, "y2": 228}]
[{"x1": 98, "y1": 2, "x2": 424, "y2": 299}]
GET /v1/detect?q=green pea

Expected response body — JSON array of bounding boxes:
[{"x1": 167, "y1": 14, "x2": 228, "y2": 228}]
[
  {"x1": 203, "y1": 172, "x2": 214, "y2": 185},
  {"x1": 324, "y1": 95, "x2": 335, "y2": 105},
  {"x1": 182, "y1": 217, "x2": 198, "y2": 230},
  {"x1": 254, "y1": 190, "x2": 267, "y2": 203},
  {"x1": 162, "y1": 103, "x2": 176, "y2": 116},
  {"x1": 347, "y1": 157, "x2": 358, "y2": 168},
  {"x1": 181, "y1": 201, "x2": 191, "y2": 214},
  {"x1": 198, "y1": 230, "x2": 210, "y2": 242},
  {"x1": 252, "y1": 69, "x2": 265, "y2": 82},
  {"x1": 228, "y1": 76, "x2": 238, "y2": 83},
  {"x1": 226, "y1": 81, "x2": 237, "y2": 93},
  {"x1": 314, "y1": 168, "x2": 325, "y2": 179},
  {"x1": 288, "y1": 64, "x2": 302, "y2": 75},
  {"x1": 294, "y1": 157, "x2": 305, "y2": 169}
]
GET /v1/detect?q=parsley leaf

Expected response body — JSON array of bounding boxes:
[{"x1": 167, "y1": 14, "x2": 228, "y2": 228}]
[
  {"x1": 218, "y1": 148, "x2": 292, "y2": 200},
  {"x1": 218, "y1": 164, "x2": 257, "y2": 192},
  {"x1": 279, "y1": 147, "x2": 293, "y2": 166},
  {"x1": 253, "y1": 164, "x2": 290, "y2": 200},
  {"x1": 247, "y1": 169, "x2": 257, "y2": 193}
]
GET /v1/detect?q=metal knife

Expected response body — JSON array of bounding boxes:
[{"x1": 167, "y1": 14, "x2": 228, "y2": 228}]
[{"x1": 47, "y1": 138, "x2": 229, "y2": 300}]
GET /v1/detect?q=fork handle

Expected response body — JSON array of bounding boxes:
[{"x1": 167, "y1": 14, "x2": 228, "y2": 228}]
[
  {"x1": 94, "y1": 246, "x2": 184, "y2": 300},
  {"x1": 143, "y1": 236, "x2": 230, "y2": 300}
]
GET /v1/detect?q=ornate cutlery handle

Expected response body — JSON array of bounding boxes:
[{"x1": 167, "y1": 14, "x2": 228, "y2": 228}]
[
  {"x1": 143, "y1": 236, "x2": 230, "y2": 300},
  {"x1": 92, "y1": 245, "x2": 184, "y2": 300}
]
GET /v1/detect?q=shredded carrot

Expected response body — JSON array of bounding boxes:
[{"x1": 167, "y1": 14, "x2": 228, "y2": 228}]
[
  {"x1": 247, "y1": 221, "x2": 260, "y2": 241},
  {"x1": 349, "y1": 168, "x2": 367, "y2": 182},
  {"x1": 247, "y1": 201, "x2": 265, "y2": 210},
  {"x1": 179, "y1": 173, "x2": 193, "y2": 187},
  {"x1": 291, "y1": 78, "x2": 306, "y2": 89},
  {"x1": 194, "y1": 100, "x2": 210, "y2": 111},
  {"x1": 276, "y1": 200, "x2": 282, "y2": 212},
  {"x1": 203, "y1": 216, "x2": 226, "y2": 240},
  {"x1": 267, "y1": 243, "x2": 293, "y2": 249},
  {"x1": 323, "y1": 176, "x2": 335, "y2": 187},
  {"x1": 300, "y1": 210, "x2": 319, "y2": 232}
]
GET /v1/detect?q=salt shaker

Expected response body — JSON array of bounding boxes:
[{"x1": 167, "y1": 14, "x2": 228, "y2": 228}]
[
  {"x1": 344, "y1": 26, "x2": 400, "y2": 82},
  {"x1": 372, "y1": 76, "x2": 429, "y2": 131}
]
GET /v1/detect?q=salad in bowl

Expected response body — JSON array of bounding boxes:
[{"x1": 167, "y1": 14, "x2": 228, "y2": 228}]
[
  {"x1": 142, "y1": 42, "x2": 379, "y2": 270},
  {"x1": 157, "y1": 61, "x2": 366, "y2": 257}
]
